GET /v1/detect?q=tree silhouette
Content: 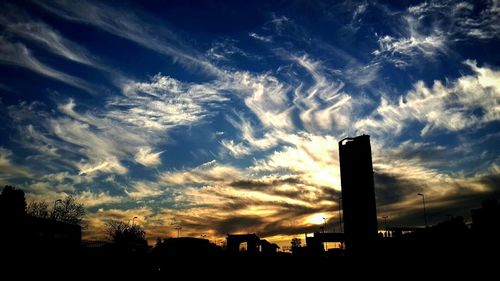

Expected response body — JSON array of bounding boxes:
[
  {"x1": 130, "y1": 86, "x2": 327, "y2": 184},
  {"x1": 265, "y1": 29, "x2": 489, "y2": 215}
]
[
  {"x1": 0, "y1": 185, "x2": 26, "y2": 219},
  {"x1": 26, "y1": 196, "x2": 86, "y2": 226},
  {"x1": 106, "y1": 220, "x2": 147, "y2": 247},
  {"x1": 27, "y1": 201, "x2": 50, "y2": 219},
  {"x1": 51, "y1": 196, "x2": 86, "y2": 226},
  {"x1": 291, "y1": 237, "x2": 302, "y2": 249}
]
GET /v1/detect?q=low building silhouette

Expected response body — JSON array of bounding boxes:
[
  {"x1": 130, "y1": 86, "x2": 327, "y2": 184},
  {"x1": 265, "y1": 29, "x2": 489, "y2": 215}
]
[
  {"x1": 305, "y1": 232, "x2": 345, "y2": 256},
  {"x1": 471, "y1": 199, "x2": 500, "y2": 253},
  {"x1": 153, "y1": 237, "x2": 220, "y2": 258},
  {"x1": 226, "y1": 233, "x2": 279, "y2": 256},
  {"x1": 226, "y1": 233, "x2": 261, "y2": 255},
  {"x1": 471, "y1": 199, "x2": 500, "y2": 236},
  {"x1": 26, "y1": 216, "x2": 82, "y2": 249},
  {"x1": 259, "y1": 239, "x2": 280, "y2": 255}
]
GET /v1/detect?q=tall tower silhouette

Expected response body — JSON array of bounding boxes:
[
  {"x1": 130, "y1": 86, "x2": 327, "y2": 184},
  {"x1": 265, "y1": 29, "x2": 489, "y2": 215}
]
[{"x1": 339, "y1": 135, "x2": 378, "y2": 255}]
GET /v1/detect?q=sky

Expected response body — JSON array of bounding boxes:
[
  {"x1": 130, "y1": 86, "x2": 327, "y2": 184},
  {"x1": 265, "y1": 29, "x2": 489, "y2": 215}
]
[{"x1": 0, "y1": 0, "x2": 499, "y2": 246}]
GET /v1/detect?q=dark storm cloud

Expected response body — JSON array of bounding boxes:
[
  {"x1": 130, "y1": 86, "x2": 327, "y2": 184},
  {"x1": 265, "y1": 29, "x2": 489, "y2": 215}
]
[
  {"x1": 319, "y1": 186, "x2": 342, "y2": 200},
  {"x1": 229, "y1": 177, "x2": 339, "y2": 203},
  {"x1": 210, "y1": 204, "x2": 331, "y2": 237},
  {"x1": 386, "y1": 187, "x2": 500, "y2": 227},
  {"x1": 229, "y1": 177, "x2": 301, "y2": 189},
  {"x1": 478, "y1": 172, "x2": 500, "y2": 190},
  {"x1": 387, "y1": 142, "x2": 454, "y2": 163},
  {"x1": 215, "y1": 216, "x2": 265, "y2": 234},
  {"x1": 375, "y1": 167, "x2": 500, "y2": 227},
  {"x1": 258, "y1": 223, "x2": 329, "y2": 238},
  {"x1": 374, "y1": 171, "x2": 423, "y2": 206}
]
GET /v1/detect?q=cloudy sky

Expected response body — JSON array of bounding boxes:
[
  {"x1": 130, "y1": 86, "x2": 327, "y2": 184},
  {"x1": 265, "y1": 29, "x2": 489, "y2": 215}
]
[{"x1": 1, "y1": 0, "x2": 499, "y2": 246}]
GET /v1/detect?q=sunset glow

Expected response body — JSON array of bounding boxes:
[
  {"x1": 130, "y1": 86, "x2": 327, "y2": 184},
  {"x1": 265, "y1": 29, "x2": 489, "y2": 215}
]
[{"x1": 0, "y1": 0, "x2": 498, "y2": 245}]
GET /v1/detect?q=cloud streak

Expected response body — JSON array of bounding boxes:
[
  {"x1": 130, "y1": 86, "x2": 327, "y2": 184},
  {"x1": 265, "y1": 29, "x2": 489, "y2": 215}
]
[
  {"x1": 36, "y1": 0, "x2": 222, "y2": 76},
  {"x1": 0, "y1": 147, "x2": 32, "y2": 183},
  {"x1": 0, "y1": 38, "x2": 95, "y2": 93},
  {"x1": 0, "y1": 8, "x2": 100, "y2": 68}
]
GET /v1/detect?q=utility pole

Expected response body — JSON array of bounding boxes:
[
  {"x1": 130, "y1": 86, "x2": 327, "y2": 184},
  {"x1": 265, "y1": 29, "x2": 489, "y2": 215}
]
[
  {"x1": 417, "y1": 193, "x2": 428, "y2": 228},
  {"x1": 174, "y1": 225, "x2": 182, "y2": 238},
  {"x1": 382, "y1": 215, "x2": 388, "y2": 231},
  {"x1": 171, "y1": 217, "x2": 182, "y2": 238}
]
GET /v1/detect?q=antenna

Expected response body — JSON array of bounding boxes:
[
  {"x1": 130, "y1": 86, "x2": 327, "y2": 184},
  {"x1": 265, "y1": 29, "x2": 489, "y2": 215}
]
[
  {"x1": 173, "y1": 225, "x2": 182, "y2": 238},
  {"x1": 170, "y1": 217, "x2": 182, "y2": 238}
]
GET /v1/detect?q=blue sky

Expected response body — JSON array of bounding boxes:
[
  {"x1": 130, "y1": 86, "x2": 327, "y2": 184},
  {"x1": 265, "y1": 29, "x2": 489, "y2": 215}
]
[{"x1": 1, "y1": 0, "x2": 499, "y2": 244}]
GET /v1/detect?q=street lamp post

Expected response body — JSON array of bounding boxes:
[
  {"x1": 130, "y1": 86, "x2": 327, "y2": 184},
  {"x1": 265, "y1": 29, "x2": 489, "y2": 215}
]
[
  {"x1": 382, "y1": 215, "x2": 388, "y2": 231},
  {"x1": 323, "y1": 217, "x2": 327, "y2": 252},
  {"x1": 174, "y1": 225, "x2": 182, "y2": 238},
  {"x1": 417, "y1": 193, "x2": 428, "y2": 228}
]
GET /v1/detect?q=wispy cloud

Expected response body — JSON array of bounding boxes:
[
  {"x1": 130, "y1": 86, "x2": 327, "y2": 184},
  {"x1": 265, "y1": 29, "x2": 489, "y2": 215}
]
[
  {"x1": 36, "y1": 0, "x2": 222, "y2": 76},
  {"x1": 373, "y1": 0, "x2": 500, "y2": 67},
  {"x1": 373, "y1": 33, "x2": 446, "y2": 57},
  {"x1": 111, "y1": 74, "x2": 229, "y2": 130},
  {"x1": 7, "y1": 71, "x2": 231, "y2": 177},
  {"x1": 220, "y1": 139, "x2": 252, "y2": 158},
  {"x1": 76, "y1": 190, "x2": 123, "y2": 208},
  {"x1": 206, "y1": 38, "x2": 256, "y2": 62},
  {"x1": 251, "y1": 133, "x2": 341, "y2": 189},
  {"x1": 134, "y1": 147, "x2": 163, "y2": 167},
  {"x1": 160, "y1": 160, "x2": 243, "y2": 186},
  {"x1": 355, "y1": 60, "x2": 500, "y2": 137},
  {"x1": 372, "y1": 15, "x2": 447, "y2": 68},
  {"x1": 10, "y1": 100, "x2": 138, "y2": 176},
  {"x1": 249, "y1": 32, "x2": 272, "y2": 42},
  {"x1": 231, "y1": 71, "x2": 294, "y2": 131},
  {"x1": 0, "y1": 147, "x2": 32, "y2": 183},
  {"x1": 0, "y1": 38, "x2": 95, "y2": 93},
  {"x1": 0, "y1": 7, "x2": 100, "y2": 68},
  {"x1": 291, "y1": 55, "x2": 355, "y2": 133},
  {"x1": 408, "y1": 0, "x2": 500, "y2": 40},
  {"x1": 235, "y1": 118, "x2": 280, "y2": 150},
  {"x1": 125, "y1": 181, "x2": 164, "y2": 200}
]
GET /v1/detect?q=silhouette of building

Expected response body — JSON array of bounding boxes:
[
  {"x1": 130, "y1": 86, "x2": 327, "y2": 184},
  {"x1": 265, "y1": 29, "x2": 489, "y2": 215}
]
[
  {"x1": 226, "y1": 233, "x2": 279, "y2": 256},
  {"x1": 259, "y1": 239, "x2": 280, "y2": 255},
  {"x1": 339, "y1": 135, "x2": 378, "y2": 255},
  {"x1": 27, "y1": 216, "x2": 82, "y2": 248},
  {"x1": 471, "y1": 199, "x2": 500, "y2": 253},
  {"x1": 227, "y1": 233, "x2": 260, "y2": 254},
  {"x1": 153, "y1": 237, "x2": 219, "y2": 258},
  {"x1": 471, "y1": 199, "x2": 500, "y2": 235},
  {"x1": 305, "y1": 232, "x2": 345, "y2": 256}
]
